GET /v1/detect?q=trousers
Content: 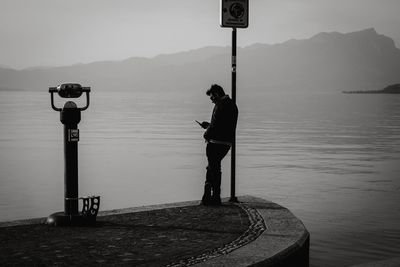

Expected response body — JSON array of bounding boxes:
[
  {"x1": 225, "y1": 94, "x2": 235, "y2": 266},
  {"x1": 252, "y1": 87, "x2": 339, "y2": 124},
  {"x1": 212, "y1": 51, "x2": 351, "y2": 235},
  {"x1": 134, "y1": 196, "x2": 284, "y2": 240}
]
[{"x1": 205, "y1": 143, "x2": 231, "y2": 196}]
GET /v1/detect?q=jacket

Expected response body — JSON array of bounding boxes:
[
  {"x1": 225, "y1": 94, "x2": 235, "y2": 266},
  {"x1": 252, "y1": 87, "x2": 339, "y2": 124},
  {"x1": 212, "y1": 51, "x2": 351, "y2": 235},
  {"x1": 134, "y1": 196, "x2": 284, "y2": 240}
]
[{"x1": 204, "y1": 95, "x2": 238, "y2": 144}]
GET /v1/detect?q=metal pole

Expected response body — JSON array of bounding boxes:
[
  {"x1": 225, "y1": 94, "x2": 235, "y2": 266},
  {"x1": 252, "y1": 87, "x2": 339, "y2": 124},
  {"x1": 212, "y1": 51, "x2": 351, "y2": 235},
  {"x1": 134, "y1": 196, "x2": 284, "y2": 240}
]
[
  {"x1": 64, "y1": 123, "x2": 79, "y2": 215},
  {"x1": 60, "y1": 102, "x2": 81, "y2": 216},
  {"x1": 230, "y1": 28, "x2": 238, "y2": 203}
]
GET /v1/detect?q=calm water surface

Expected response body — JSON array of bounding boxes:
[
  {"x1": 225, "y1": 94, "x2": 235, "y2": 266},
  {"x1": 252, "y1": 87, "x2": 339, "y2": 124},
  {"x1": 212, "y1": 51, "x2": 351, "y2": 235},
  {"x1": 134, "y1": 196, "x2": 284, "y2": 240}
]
[{"x1": 1, "y1": 90, "x2": 400, "y2": 266}]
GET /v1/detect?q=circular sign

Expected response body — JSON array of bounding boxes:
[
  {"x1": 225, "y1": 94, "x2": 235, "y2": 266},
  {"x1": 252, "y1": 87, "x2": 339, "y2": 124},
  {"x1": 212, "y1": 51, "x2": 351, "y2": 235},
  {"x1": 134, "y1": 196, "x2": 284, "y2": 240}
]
[{"x1": 229, "y1": 3, "x2": 245, "y2": 19}]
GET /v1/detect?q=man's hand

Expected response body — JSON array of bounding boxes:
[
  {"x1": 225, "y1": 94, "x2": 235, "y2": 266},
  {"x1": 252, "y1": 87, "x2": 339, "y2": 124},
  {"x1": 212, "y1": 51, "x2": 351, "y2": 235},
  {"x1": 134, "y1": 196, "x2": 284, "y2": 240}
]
[{"x1": 200, "y1": 121, "x2": 210, "y2": 129}]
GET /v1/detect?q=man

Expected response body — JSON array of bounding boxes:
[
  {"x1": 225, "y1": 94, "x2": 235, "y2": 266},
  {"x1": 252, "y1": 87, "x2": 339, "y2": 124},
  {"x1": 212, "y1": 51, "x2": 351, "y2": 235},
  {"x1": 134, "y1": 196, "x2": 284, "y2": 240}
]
[{"x1": 199, "y1": 84, "x2": 238, "y2": 205}]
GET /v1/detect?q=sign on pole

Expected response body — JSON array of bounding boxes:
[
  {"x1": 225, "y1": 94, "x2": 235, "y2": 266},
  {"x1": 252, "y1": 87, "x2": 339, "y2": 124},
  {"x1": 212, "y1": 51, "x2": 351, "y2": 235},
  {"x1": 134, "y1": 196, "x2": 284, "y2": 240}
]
[{"x1": 220, "y1": 0, "x2": 249, "y2": 28}]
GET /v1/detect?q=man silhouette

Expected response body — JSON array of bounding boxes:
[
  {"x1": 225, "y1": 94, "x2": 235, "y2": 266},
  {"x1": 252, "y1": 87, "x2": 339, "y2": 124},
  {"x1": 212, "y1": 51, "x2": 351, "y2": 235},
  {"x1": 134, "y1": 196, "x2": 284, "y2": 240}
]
[{"x1": 199, "y1": 84, "x2": 238, "y2": 205}]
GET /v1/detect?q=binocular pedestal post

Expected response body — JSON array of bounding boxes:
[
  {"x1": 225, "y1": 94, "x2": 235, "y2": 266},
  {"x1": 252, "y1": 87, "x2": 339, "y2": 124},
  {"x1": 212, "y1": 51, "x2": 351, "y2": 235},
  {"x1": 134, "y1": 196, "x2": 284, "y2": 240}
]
[{"x1": 62, "y1": 102, "x2": 80, "y2": 217}]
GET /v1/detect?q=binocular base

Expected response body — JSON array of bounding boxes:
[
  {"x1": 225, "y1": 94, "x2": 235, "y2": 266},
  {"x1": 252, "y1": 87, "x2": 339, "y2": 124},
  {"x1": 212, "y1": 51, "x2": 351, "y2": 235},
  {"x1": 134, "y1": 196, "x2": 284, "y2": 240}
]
[
  {"x1": 47, "y1": 196, "x2": 100, "y2": 226},
  {"x1": 46, "y1": 212, "x2": 97, "y2": 227}
]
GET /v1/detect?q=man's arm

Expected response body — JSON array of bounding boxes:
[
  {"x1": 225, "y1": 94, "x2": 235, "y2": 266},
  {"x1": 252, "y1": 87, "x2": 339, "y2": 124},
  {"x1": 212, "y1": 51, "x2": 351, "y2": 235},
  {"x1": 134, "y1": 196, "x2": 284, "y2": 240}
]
[{"x1": 203, "y1": 105, "x2": 220, "y2": 140}]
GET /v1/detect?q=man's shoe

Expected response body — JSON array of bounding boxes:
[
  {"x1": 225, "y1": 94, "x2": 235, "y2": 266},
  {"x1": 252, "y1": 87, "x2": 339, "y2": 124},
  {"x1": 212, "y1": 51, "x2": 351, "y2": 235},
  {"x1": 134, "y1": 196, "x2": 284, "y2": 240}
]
[
  {"x1": 200, "y1": 197, "x2": 213, "y2": 206},
  {"x1": 211, "y1": 196, "x2": 222, "y2": 206}
]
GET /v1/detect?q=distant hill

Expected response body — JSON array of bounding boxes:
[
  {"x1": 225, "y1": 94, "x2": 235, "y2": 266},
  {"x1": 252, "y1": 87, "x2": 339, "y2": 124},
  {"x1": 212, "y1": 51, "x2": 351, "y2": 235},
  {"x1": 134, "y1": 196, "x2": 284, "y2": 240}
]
[
  {"x1": 1, "y1": 28, "x2": 399, "y2": 93},
  {"x1": 343, "y1": 83, "x2": 400, "y2": 94}
]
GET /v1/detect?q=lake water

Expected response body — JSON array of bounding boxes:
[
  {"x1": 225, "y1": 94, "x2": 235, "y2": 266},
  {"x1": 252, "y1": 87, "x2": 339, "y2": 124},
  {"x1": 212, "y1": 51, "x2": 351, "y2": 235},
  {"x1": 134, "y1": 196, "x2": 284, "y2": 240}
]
[{"x1": 1, "y1": 89, "x2": 399, "y2": 266}]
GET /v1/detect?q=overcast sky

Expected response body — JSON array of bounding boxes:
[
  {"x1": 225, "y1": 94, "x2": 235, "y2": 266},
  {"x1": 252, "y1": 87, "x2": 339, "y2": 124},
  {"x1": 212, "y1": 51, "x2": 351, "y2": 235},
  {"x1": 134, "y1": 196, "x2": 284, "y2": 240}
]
[{"x1": 1, "y1": 0, "x2": 399, "y2": 69}]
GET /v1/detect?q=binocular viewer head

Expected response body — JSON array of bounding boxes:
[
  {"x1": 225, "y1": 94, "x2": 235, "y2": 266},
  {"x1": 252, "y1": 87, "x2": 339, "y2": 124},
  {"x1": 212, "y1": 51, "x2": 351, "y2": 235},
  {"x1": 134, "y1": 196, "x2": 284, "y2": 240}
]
[
  {"x1": 49, "y1": 83, "x2": 90, "y2": 98},
  {"x1": 49, "y1": 83, "x2": 91, "y2": 112}
]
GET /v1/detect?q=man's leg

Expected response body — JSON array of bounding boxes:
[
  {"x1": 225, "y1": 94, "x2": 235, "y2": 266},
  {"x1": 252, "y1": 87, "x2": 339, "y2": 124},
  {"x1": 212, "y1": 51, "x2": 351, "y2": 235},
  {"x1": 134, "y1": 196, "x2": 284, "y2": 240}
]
[
  {"x1": 206, "y1": 143, "x2": 230, "y2": 205},
  {"x1": 211, "y1": 170, "x2": 222, "y2": 205},
  {"x1": 201, "y1": 144, "x2": 215, "y2": 205},
  {"x1": 201, "y1": 166, "x2": 213, "y2": 205}
]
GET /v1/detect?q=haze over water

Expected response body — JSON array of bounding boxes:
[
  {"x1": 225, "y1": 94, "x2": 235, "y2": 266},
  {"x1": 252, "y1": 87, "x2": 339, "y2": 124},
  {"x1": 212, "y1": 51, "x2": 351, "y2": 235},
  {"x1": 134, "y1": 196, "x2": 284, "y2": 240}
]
[{"x1": 0, "y1": 89, "x2": 400, "y2": 266}]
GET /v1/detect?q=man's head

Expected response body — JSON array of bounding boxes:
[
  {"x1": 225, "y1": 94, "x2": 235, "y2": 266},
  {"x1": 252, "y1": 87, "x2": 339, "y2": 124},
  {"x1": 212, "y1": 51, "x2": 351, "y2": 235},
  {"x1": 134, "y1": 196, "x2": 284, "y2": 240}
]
[{"x1": 206, "y1": 84, "x2": 225, "y2": 104}]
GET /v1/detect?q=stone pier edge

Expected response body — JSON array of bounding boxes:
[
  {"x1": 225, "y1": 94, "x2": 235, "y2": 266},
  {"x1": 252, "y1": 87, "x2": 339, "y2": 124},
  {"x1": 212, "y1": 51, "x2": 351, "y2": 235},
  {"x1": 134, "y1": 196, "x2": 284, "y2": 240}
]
[{"x1": 191, "y1": 195, "x2": 310, "y2": 267}]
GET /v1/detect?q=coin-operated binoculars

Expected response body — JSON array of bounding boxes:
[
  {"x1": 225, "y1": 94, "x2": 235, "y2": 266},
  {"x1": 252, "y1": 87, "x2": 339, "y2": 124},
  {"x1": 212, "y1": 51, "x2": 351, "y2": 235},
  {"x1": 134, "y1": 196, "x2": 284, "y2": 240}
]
[{"x1": 47, "y1": 83, "x2": 100, "y2": 226}]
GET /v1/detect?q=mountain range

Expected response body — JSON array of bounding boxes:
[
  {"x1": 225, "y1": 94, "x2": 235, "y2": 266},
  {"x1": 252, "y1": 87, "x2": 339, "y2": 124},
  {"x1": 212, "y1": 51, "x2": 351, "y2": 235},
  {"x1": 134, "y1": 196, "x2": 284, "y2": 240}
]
[{"x1": 1, "y1": 28, "x2": 399, "y2": 92}]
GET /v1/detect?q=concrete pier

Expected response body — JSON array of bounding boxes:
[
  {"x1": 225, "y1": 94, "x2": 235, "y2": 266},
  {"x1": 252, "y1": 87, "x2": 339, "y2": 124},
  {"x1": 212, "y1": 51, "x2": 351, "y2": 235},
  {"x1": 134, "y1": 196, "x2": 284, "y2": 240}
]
[{"x1": 0, "y1": 196, "x2": 309, "y2": 266}]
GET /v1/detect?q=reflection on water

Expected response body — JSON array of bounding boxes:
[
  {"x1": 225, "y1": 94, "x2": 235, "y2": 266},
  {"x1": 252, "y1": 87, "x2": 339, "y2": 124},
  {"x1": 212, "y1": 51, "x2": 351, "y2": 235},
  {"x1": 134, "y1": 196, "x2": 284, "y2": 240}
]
[{"x1": 1, "y1": 90, "x2": 400, "y2": 266}]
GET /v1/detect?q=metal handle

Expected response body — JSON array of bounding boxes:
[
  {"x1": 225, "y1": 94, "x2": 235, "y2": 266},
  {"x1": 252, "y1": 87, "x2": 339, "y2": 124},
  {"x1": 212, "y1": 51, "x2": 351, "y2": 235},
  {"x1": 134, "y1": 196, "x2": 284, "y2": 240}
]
[
  {"x1": 78, "y1": 91, "x2": 90, "y2": 111},
  {"x1": 49, "y1": 91, "x2": 62, "y2": 111}
]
